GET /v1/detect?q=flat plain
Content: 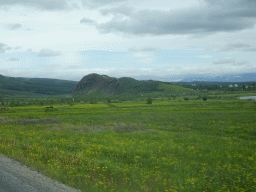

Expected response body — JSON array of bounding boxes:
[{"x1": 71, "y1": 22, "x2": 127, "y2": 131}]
[{"x1": 0, "y1": 98, "x2": 255, "y2": 191}]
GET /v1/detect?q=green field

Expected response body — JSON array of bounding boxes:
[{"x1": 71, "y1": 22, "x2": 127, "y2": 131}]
[{"x1": 0, "y1": 98, "x2": 256, "y2": 191}]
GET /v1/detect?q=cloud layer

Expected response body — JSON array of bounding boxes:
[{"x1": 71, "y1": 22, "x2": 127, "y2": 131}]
[
  {"x1": 0, "y1": 0, "x2": 69, "y2": 10},
  {"x1": 0, "y1": 0, "x2": 255, "y2": 81},
  {"x1": 89, "y1": 0, "x2": 256, "y2": 36}
]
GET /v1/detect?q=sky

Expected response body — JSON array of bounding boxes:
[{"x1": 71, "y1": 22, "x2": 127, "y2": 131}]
[{"x1": 0, "y1": 0, "x2": 256, "y2": 81}]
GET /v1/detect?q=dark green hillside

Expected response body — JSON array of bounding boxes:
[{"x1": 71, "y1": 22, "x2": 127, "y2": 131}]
[
  {"x1": 73, "y1": 74, "x2": 193, "y2": 100},
  {"x1": 0, "y1": 74, "x2": 77, "y2": 96},
  {"x1": 117, "y1": 78, "x2": 163, "y2": 94}
]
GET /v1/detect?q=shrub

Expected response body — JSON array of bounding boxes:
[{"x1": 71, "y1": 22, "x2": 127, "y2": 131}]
[
  {"x1": 90, "y1": 99, "x2": 97, "y2": 104},
  {"x1": 45, "y1": 107, "x2": 59, "y2": 112},
  {"x1": 203, "y1": 95, "x2": 208, "y2": 101},
  {"x1": 184, "y1": 97, "x2": 189, "y2": 101},
  {"x1": 146, "y1": 97, "x2": 153, "y2": 104}
]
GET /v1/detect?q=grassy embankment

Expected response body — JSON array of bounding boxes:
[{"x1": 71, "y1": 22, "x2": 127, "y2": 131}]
[{"x1": 0, "y1": 98, "x2": 256, "y2": 191}]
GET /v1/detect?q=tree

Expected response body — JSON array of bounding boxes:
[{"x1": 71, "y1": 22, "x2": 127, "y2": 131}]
[
  {"x1": 10, "y1": 101, "x2": 15, "y2": 107},
  {"x1": 0, "y1": 98, "x2": 4, "y2": 106}
]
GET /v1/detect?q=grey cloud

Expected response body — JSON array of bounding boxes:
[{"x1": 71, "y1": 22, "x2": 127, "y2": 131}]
[
  {"x1": 95, "y1": 0, "x2": 256, "y2": 36},
  {"x1": 233, "y1": 61, "x2": 249, "y2": 66},
  {"x1": 80, "y1": 18, "x2": 97, "y2": 26},
  {"x1": 213, "y1": 57, "x2": 248, "y2": 66},
  {"x1": 37, "y1": 49, "x2": 62, "y2": 57},
  {"x1": 0, "y1": 0, "x2": 69, "y2": 11},
  {"x1": 129, "y1": 47, "x2": 161, "y2": 52},
  {"x1": 14, "y1": 46, "x2": 22, "y2": 50},
  {"x1": 0, "y1": 43, "x2": 8, "y2": 53},
  {"x1": 6, "y1": 47, "x2": 13, "y2": 51},
  {"x1": 213, "y1": 58, "x2": 236, "y2": 65},
  {"x1": 7, "y1": 23, "x2": 22, "y2": 30},
  {"x1": 100, "y1": 6, "x2": 134, "y2": 16},
  {"x1": 222, "y1": 41, "x2": 256, "y2": 52},
  {"x1": 82, "y1": 0, "x2": 126, "y2": 8},
  {"x1": 0, "y1": 43, "x2": 16, "y2": 53},
  {"x1": 7, "y1": 57, "x2": 20, "y2": 61}
]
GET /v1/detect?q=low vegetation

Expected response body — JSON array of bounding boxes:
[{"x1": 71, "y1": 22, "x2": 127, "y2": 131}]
[{"x1": 0, "y1": 96, "x2": 256, "y2": 191}]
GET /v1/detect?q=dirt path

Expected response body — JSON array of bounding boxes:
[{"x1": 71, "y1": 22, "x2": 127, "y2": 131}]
[{"x1": 0, "y1": 154, "x2": 81, "y2": 192}]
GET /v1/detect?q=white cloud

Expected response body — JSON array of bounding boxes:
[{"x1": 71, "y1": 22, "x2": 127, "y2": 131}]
[
  {"x1": 45, "y1": 51, "x2": 86, "y2": 68},
  {"x1": 133, "y1": 52, "x2": 153, "y2": 64}
]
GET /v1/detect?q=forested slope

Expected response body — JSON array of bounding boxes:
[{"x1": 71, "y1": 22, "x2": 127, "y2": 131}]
[{"x1": 0, "y1": 74, "x2": 77, "y2": 96}]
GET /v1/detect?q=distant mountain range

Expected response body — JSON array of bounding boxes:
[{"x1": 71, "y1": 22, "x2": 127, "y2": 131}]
[
  {"x1": 180, "y1": 73, "x2": 256, "y2": 82},
  {"x1": 132, "y1": 73, "x2": 256, "y2": 82}
]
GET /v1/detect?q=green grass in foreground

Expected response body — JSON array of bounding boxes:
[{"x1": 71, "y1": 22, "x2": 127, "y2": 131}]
[{"x1": 0, "y1": 99, "x2": 256, "y2": 191}]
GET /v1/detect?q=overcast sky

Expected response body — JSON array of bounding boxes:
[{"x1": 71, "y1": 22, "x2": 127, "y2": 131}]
[{"x1": 1, "y1": 0, "x2": 256, "y2": 81}]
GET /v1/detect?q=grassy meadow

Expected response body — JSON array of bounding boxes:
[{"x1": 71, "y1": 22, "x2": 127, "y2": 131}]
[{"x1": 0, "y1": 98, "x2": 256, "y2": 191}]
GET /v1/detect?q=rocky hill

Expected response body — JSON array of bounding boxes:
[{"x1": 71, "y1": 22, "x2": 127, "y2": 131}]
[{"x1": 72, "y1": 73, "x2": 119, "y2": 95}]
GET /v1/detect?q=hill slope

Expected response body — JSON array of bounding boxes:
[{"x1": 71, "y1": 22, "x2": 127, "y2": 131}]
[{"x1": 0, "y1": 74, "x2": 77, "y2": 96}]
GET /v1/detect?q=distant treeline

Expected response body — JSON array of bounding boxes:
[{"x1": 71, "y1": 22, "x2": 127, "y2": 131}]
[{"x1": 172, "y1": 81, "x2": 256, "y2": 91}]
